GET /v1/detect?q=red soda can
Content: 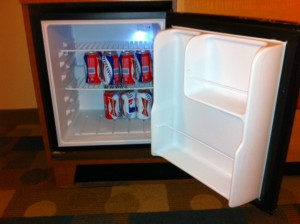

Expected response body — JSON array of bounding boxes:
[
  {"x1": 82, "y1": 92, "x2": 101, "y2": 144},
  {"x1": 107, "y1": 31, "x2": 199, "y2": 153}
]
[
  {"x1": 121, "y1": 90, "x2": 136, "y2": 119},
  {"x1": 102, "y1": 51, "x2": 121, "y2": 85},
  {"x1": 120, "y1": 51, "x2": 136, "y2": 85},
  {"x1": 104, "y1": 91, "x2": 120, "y2": 120},
  {"x1": 136, "y1": 90, "x2": 153, "y2": 119},
  {"x1": 135, "y1": 50, "x2": 153, "y2": 83},
  {"x1": 84, "y1": 51, "x2": 101, "y2": 84}
]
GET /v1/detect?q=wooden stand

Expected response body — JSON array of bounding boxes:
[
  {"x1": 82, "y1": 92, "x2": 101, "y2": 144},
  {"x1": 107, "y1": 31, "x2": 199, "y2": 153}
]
[
  {"x1": 47, "y1": 149, "x2": 166, "y2": 187},
  {"x1": 54, "y1": 164, "x2": 77, "y2": 187}
]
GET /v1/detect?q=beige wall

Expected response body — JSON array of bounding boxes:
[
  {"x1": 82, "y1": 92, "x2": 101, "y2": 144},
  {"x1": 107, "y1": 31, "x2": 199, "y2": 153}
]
[
  {"x1": 177, "y1": 0, "x2": 300, "y2": 23},
  {"x1": 0, "y1": 0, "x2": 37, "y2": 110}
]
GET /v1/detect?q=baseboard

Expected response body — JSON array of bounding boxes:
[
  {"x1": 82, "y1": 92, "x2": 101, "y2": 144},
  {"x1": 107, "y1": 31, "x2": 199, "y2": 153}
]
[{"x1": 0, "y1": 109, "x2": 39, "y2": 125}]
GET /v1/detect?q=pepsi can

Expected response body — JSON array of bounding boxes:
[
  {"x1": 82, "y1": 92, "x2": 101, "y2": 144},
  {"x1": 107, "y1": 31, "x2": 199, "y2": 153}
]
[
  {"x1": 102, "y1": 51, "x2": 121, "y2": 85},
  {"x1": 121, "y1": 90, "x2": 136, "y2": 119},
  {"x1": 135, "y1": 50, "x2": 153, "y2": 83}
]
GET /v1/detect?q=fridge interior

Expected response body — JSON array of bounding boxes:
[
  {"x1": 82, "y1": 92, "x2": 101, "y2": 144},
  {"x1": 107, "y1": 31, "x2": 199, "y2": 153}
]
[
  {"x1": 152, "y1": 27, "x2": 286, "y2": 206},
  {"x1": 41, "y1": 19, "x2": 165, "y2": 147}
]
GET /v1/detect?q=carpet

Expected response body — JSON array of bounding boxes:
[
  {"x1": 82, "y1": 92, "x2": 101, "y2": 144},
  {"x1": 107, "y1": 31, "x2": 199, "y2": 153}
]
[
  {"x1": 0, "y1": 205, "x2": 300, "y2": 224},
  {"x1": 1, "y1": 127, "x2": 300, "y2": 223}
]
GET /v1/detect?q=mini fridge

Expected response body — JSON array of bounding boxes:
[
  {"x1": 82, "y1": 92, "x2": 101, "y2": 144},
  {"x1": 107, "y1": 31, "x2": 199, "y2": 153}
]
[{"x1": 28, "y1": 2, "x2": 300, "y2": 213}]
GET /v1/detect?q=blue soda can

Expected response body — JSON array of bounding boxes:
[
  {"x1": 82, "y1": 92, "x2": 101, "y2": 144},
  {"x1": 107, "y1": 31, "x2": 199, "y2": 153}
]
[
  {"x1": 135, "y1": 50, "x2": 153, "y2": 83},
  {"x1": 121, "y1": 90, "x2": 136, "y2": 119},
  {"x1": 102, "y1": 51, "x2": 121, "y2": 85}
]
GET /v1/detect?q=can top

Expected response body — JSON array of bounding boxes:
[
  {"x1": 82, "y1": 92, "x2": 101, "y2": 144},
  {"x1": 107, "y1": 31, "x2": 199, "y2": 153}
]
[
  {"x1": 104, "y1": 51, "x2": 118, "y2": 56},
  {"x1": 86, "y1": 51, "x2": 98, "y2": 55},
  {"x1": 137, "y1": 89, "x2": 152, "y2": 93},
  {"x1": 136, "y1": 50, "x2": 151, "y2": 54},
  {"x1": 121, "y1": 50, "x2": 134, "y2": 55}
]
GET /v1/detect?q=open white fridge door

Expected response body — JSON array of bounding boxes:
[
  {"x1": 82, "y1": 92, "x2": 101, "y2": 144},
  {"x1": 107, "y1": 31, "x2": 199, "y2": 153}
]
[{"x1": 151, "y1": 27, "x2": 286, "y2": 207}]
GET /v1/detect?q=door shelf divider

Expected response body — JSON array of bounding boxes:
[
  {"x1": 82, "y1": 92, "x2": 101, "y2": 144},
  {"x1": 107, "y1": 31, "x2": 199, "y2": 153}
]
[{"x1": 184, "y1": 79, "x2": 248, "y2": 117}]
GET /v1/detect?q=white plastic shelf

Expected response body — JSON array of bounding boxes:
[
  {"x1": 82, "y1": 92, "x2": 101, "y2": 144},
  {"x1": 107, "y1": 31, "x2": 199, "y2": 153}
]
[
  {"x1": 66, "y1": 77, "x2": 153, "y2": 91},
  {"x1": 72, "y1": 110, "x2": 151, "y2": 136},
  {"x1": 61, "y1": 41, "x2": 153, "y2": 52},
  {"x1": 61, "y1": 110, "x2": 151, "y2": 146}
]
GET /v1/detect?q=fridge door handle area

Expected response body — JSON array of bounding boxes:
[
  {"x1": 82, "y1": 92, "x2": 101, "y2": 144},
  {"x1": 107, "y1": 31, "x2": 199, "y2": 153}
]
[{"x1": 229, "y1": 42, "x2": 286, "y2": 207}]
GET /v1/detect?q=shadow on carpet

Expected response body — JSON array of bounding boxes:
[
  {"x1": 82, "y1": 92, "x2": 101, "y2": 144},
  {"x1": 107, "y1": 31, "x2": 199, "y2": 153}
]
[
  {"x1": 12, "y1": 136, "x2": 44, "y2": 151},
  {"x1": 1, "y1": 204, "x2": 300, "y2": 224},
  {"x1": 0, "y1": 208, "x2": 247, "y2": 224}
]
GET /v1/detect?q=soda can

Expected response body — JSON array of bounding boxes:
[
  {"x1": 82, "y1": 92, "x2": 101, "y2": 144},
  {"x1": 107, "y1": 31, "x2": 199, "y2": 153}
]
[
  {"x1": 135, "y1": 50, "x2": 153, "y2": 83},
  {"x1": 84, "y1": 51, "x2": 101, "y2": 84},
  {"x1": 102, "y1": 51, "x2": 121, "y2": 85},
  {"x1": 136, "y1": 90, "x2": 153, "y2": 119},
  {"x1": 104, "y1": 91, "x2": 120, "y2": 120},
  {"x1": 120, "y1": 51, "x2": 136, "y2": 85},
  {"x1": 121, "y1": 90, "x2": 136, "y2": 119}
]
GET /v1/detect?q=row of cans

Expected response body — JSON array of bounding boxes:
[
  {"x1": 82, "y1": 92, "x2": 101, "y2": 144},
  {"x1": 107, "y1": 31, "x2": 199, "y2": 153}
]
[
  {"x1": 84, "y1": 50, "x2": 153, "y2": 85},
  {"x1": 104, "y1": 90, "x2": 153, "y2": 120}
]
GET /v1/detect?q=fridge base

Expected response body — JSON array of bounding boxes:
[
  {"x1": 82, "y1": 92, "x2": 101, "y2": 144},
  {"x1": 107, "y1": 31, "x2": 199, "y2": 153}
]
[
  {"x1": 60, "y1": 110, "x2": 151, "y2": 147},
  {"x1": 51, "y1": 149, "x2": 166, "y2": 187},
  {"x1": 75, "y1": 163, "x2": 193, "y2": 183}
]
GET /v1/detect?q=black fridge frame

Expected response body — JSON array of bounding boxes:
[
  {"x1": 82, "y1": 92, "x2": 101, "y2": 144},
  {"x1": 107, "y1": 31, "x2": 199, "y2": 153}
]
[{"x1": 27, "y1": 2, "x2": 300, "y2": 214}]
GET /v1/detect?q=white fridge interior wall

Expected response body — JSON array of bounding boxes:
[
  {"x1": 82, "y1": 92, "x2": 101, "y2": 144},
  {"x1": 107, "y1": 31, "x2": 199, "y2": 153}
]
[
  {"x1": 41, "y1": 19, "x2": 165, "y2": 147},
  {"x1": 152, "y1": 27, "x2": 285, "y2": 207}
]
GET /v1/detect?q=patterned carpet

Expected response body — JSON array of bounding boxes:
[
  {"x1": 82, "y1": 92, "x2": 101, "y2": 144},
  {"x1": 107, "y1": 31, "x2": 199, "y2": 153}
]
[{"x1": 0, "y1": 123, "x2": 300, "y2": 223}]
